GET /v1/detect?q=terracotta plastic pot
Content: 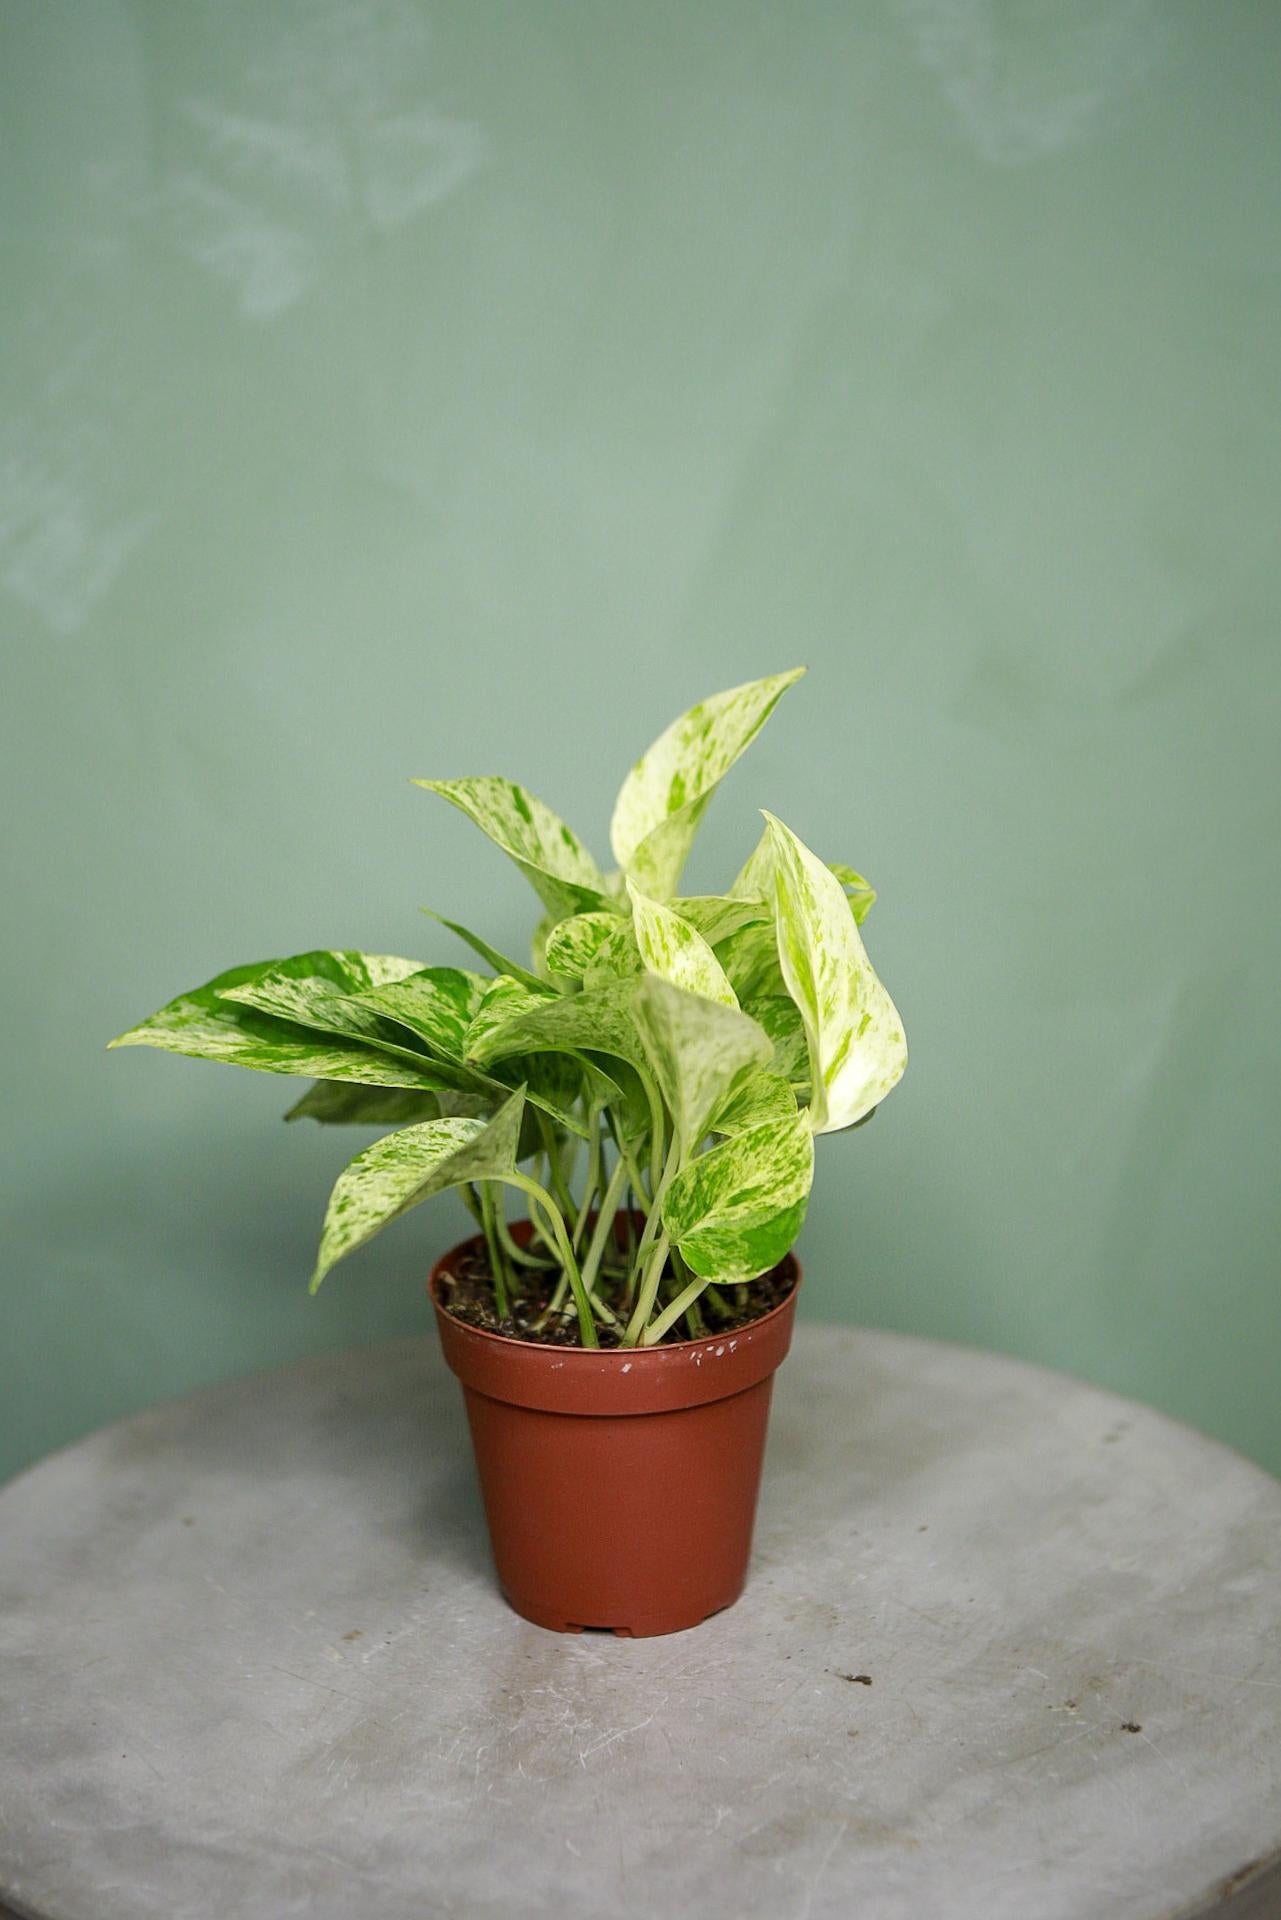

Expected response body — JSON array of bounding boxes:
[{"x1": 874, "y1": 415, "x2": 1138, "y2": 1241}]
[{"x1": 429, "y1": 1217, "x2": 800, "y2": 1638}]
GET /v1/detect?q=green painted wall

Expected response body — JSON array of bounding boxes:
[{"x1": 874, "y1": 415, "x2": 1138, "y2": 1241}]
[{"x1": 3, "y1": 1, "x2": 1278, "y2": 1484}]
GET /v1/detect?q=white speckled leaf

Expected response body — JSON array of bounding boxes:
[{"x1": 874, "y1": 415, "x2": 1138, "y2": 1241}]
[
  {"x1": 467, "y1": 977, "x2": 650, "y2": 1076},
  {"x1": 109, "y1": 962, "x2": 463, "y2": 1091},
  {"x1": 284, "y1": 1083, "x2": 491, "y2": 1126},
  {"x1": 354, "y1": 968, "x2": 489, "y2": 1063},
  {"x1": 662, "y1": 1111, "x2": 814, "y2": 1282},
  {"x1": 715, "y1": 919, "x2": 784, "y2": 1002},
  {"x1": 741, "y1": 993, "x2": 812, "y2": 1091},
  {"x1": 415, "y1": 777, "x2": 612, "y2": 920},
  {"x1": 543, "y1": 912, "x2": 641, "y2": 988},
  {"x1": 310, "y1": 1089, "x2": 526, "y2": 1291},
  {"x1": 610, "y1": 668, "x2": 806, "y2": 896},
  {"x1": 670, "y1": 895, "x2": 769, "y2": 947},
  {"x1": 708, "y1": 1067, "x2": 799, "y2": 1136},
  {"x1": 627, "y1": 881, "x2": 738, "y2": 1007},
  {"x1": 631, "y1": 974, "x2": 770, "y2": 1152},
  {"x1": 764, "y1": 812, "x2": 907, "y2": 1133},
  {"x1": 733, "y1": 830, "x2": 876, "y2": 926},
  {"x1": 218, "y1": 953, "x2": 433, "y2": 1065}
]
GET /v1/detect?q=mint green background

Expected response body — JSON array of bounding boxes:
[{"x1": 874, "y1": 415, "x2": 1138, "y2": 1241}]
[{"x1": 3, "y1": 2, "x2": 1278, "y2": 1483}]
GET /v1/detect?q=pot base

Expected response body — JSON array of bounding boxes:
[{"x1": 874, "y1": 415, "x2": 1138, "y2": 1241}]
[{"x1": 497, "y1": 1583, "x2": 744, "y2": 1639}]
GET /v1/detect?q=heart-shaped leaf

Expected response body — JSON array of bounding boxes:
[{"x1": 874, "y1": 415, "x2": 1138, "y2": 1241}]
[
  {"x1": 630, "y1": 974, "x2": 770, "y2": 1152},
  {"x1": 310, "y1": 1089, "x2": 527, "y2": 1291},
  {"x1": 416, "y1": 777, "x2": 612, "y2": 920},
  {"x1": 352, "y1": 967, "x2": 489, "y2": 1063},
  {"x1": 284, "y1": 1083, "x2": 492, "y2": 1126},
  {"x1": 610, "y1": 668, "x2": 805, "y2": 896},
  {"x1": 663, "y1": 1110, "x2": 814, "y2": 1282},
  {"x1": 218, "y1": 953, "x2": 436, "y2": 1065},
  {"x1": 764, "y1": 811, "x2": 907, "y2": 1132},
  {"x1": 708, "y1": 1067, "x2": 798, "y2": 1136},
  {"x1": 627, "y1": 881, "x2": 738, "y2": 1007},
  {"x1": 544, "y1": 911, "x2": 641, "y2": 988}
]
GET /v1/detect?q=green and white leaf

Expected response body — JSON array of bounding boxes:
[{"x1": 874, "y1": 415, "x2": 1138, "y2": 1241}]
[
  {"x1": 715, "y1": 918, "x2": 785, "y2": 1002},
  {"x1": 543, "y1": 911, "x2": 641, "y2": 988},
  {"x1": 419, "y1": 909, "x2": 546, "y2": 993},
  {"x1": 467, "y1": 976, "x2": 651, "y2": 1076},
  {"x1": 670, "y1": 894, "x2": 768, "y2": 947},
  {"x1": 310, "y1": 1089, "x2": 526, "y2": 1292},
  {"x1": 741, "y1": 993, "x2": 812, "y2": 1090},
  {"x1": 708, "y1": 1067, "x2": 798, "y2": 1136},
  {"x1": 415, "y1": 777, "x2": 612, "y2": 920},
  {"x1": 284, "y1": 1083, "x2": 492, "y2": 1126},
  {"x1": 627, "y1": 881, "x2": 738, "y2": 1008},
  {"x1": 465, "y1": 975, "x2": 554, "y2": 1061},
  {"x1": 610, "y1": 668, "x2": 806, "y2": 896},
  {"x1": 663, "y1": 1110, "x2": 814, "y2": 1282},
  {"x1": 218, "y1": 952, "x2": 433, "y2": 1064},
  {"x1": 764, "y1": 811, "x2": 907, "y2": 1133},
  {"x1": 631, "y1": 974, "x2": 770, "y2": 1152},
  {"x1": 354, "y1": 967, "x2": 489, "y2": 1062},
  {"x1": 109, "y1": 963, "x2": 462, "y2": 1090}
]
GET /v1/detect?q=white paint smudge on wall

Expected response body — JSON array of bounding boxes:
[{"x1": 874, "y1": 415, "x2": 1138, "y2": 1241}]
[
  {"x1": 161, "y1": 0, "x2": 486, "y2": 318},
  {"x1": 899, "y1": 0, "x2": 1168, "y2": 163}
]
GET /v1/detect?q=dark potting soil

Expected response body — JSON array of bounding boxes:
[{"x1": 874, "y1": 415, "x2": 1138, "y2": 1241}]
[{"x1": 437, "y1": 1241, "x2": 797, "y2": 1349}]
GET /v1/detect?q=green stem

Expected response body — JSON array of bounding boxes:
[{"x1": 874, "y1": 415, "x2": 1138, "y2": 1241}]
[
  {"x1": 621, "y1": 1229, "x2": 670, "y2": 1347},
  {"x1": 572, "y1": 1109, "x2": 604, "y2": 1253},
  {"x1": 580, "y1": 1155, "x2": 629, "y2": 1300},
  {"x1": 642, "y1": 1271, "x2": 710, "y2": 1346},
  {"x1": 501, "y1": 1173, "x2": 597, "y2": 1347},
  {"x1": 477, "y1": 1184, "x2": 511, "y2": 1319},
  {"x1": 495, "y1": 1212, "x2": 557, "y2": 1270}
]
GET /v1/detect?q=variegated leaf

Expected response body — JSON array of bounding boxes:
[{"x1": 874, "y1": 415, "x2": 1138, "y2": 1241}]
[
  {"x1": 466, "y1": 975, "x2": 554, "y2": 1061},
  {"x1": 218, "y1": 952, "x2": 433, "y2": 1065},
  {"x1": 764, "y1": 811, "x2": 907, "y2": 1133},
  {"x1": 733, "y1": 828, "x2": 876, "y2": 925},
  {"x1": 671, "y1": 894, "x2": 769, "y2": 947},
  {"x1": 284, "y1": 1083, "x2": 491, "y2": 1125},
  {"x1": 662, "y1": 1110, "x2": 814, "y2": 1282},
  {"x1": 742, "y1": 993, "x2": 812, "y2": 1090},
  {"x1": 627, "y1": 881, "x2": 738, "y2": 1007},
  {"x1": 610, "y1": 668, "x2": 806, "y2": 896},
  {"x1": 708, "y1": 1067, "x2": 799, "y2": 1136},
  {"x1": 419, "y1": 909, "x2": 546, "y2": 993},
  {"x1": 415, "y1": 777, "x2": 612, "y2": 920},
  {"x1": 109, "y1": 963, "x2": 462, "y2": 1091},
  {"x1": 631, "y1": 974, "x2": 770, "y2": 1152},
  {"x1": 715, "y1": 918, "x2": 785, "y2": 1002},
  {"x1": 467, "y1": 976, "x2": 651, "y2": 1076},
  {"x1": 543, "y1": 911, "x2": 641, "y2": 988},
  {"x1": 355, "y1": 967, "x2": 489, "y2": 1063},
  {"x1": 310, "y1": 1089, "x2": 526, "y2": 1291}
]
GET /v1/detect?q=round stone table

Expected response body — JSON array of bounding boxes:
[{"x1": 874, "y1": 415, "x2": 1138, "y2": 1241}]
[{"x1": 2, "y1": 1327, "x2": 1279, "y2": 1920}]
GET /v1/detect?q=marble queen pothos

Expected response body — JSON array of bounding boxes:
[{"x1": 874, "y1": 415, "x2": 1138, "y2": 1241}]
[{"x1": 110, "y1": 671, "x2": 907, "y2": 1348}]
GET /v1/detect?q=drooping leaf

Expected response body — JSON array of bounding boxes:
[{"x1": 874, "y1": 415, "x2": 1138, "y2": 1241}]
[
  {"x1": 627, "y1": 881, "x2": 738, "y2": 1007},
  {"x1": 217, "y1": 952, "x2": 434, "y2": 1065},
  {"x1": 310, "y1": 1089, "x2": 526, "y2": 1291},
  {"x1": 355, "y1": 967, "x2": 489, "y2": 1063},
  {"x1": 415, "y1": 777, "x2": 612, "y2": 920},
  {"x1": 708, "y1": 1067, "x2": 799, "y2": 1136},
  {"x1": 610, "y1": 668, "x2": 806, "y2": 896},
  {"x1": 764, "y1": 811, "x2": 907, "y2": 1133},
  {"x1": 543, "y1": 911, "x2": 641, "y2": 989},
  {"x1": 284, "y1": 1083, "x2": 491, "y2": 1126},
  {"x1": 465, "y1": 975, "x2": 554, "y2": 1060},
  {"x1": 630, "y1": 974, "x2": 770, "y2": 1152},
  {"x1": 741, "y1": 993, "x2": 812, "y2": 1090},
  {"x1": 109, "y1": 962, "x2": 463, "y2": 1090},
  {"x1": 663, "y1": 1110, "x2": 814, "y2": 1282},
  {"x1": 419, "y1": 909, "x2": 546, "y2": 993}
]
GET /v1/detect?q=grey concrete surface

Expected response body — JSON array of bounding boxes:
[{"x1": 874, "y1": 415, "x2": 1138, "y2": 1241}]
[{"x1": 1, "y1": 1327, "x2": 1279, "y2": 1920}]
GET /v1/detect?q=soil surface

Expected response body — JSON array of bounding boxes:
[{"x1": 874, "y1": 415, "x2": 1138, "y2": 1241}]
[{"x1": 436, "y1": 1231, "x2": 797, "y2": 1348}]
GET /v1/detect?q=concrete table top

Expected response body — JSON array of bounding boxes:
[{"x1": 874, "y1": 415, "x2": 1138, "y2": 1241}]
[{"x1": 1, "y1": 1326, "x2": 1279, "y2": 1920}]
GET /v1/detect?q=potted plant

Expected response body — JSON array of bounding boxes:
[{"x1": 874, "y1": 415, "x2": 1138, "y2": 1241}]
[{"x1": 111, "y1": 668, "x2": 907, "y2": 1636}]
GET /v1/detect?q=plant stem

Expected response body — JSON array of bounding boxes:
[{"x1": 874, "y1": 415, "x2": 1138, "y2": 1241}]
[
  {"x1": 502, "y1": 1173, "x2": 597, "y2": 1347},
  {"x1": 572, "y1": 1109, "x2": 603, "y2": 1253},
  {"x1": 621, "y1": 1229, "x2": 670, "y2": 1347},
  {"x1": 477, "y1": 1184, "x2": 511, "y2": 1318},
  {"x1": 580, "y1": 1155, "x2": 629, "y2": 1300},
  {"x1": 495, "y1": 1212, "x2": 557, "y2": 1270},
  {"x1": 642, "y1": 1271, "x2": 711, "y2": 1346}
]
